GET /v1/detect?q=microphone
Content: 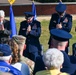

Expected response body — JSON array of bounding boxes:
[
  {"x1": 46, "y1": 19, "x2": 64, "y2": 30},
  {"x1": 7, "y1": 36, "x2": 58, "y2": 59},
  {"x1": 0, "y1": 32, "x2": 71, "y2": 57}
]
[{"x1": 0, "y1": 21, "x2": 3, "y2": 25}]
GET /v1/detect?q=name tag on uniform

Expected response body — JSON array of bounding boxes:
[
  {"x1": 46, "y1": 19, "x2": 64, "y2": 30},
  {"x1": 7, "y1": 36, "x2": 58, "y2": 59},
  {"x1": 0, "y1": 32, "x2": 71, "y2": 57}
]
[
  {"x1": 53, "y1": 20, "x2": 56, "y2": 23},
  {"x1": 22, "y1": 28, "x2": 26, "y2": 30}
]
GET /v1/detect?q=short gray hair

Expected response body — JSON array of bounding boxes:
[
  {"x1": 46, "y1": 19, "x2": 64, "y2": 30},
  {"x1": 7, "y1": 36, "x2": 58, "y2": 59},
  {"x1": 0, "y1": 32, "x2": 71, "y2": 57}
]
[
  {"x1": 43, "y1": 48, "x2": 64, "y2": 69},
  {"x1": 52, "y1": 38, "x2": 68, "y2": 48}
]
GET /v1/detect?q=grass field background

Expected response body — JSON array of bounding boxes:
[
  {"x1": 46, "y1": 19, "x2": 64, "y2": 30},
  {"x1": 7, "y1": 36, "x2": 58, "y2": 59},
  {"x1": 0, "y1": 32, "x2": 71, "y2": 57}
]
[{"x1": 6, "y1": 16, "x2": 76, "y2": 55}]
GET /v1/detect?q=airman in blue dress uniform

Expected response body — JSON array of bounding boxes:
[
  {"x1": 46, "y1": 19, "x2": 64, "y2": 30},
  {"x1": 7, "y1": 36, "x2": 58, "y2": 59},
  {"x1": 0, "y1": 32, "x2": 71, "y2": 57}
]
[
  {"x1": 48, "y1": 2, "x2": 72, "y2": 54},
  {"x1": 50, "y1": 29, "x2": 76, "y2": 75},
  {"x1": 19, "y1": 12, "x2": 42, "y2": 62}
]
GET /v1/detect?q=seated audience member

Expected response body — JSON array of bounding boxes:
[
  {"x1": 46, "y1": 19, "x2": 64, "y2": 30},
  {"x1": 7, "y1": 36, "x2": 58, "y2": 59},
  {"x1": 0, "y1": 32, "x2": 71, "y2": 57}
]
[
  {"x1": 0, "y1": 29, "x2": 10, "y2": 44},
  {"x1": 8, "y1": 35, "x2": 34, "y2": 75},
  {"x1": 0, "y1": 44, "x2": 22, "y2": 75},
  {"x1": 50, "y1": 29, "x2": 76, "y2": 75},
  {"x1": 36, "y1": 48, "x2": 69, "y2": 75}
]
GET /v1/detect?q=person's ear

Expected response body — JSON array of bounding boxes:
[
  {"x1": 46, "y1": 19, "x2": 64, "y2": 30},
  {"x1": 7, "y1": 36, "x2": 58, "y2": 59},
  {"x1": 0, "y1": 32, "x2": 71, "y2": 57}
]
[
  {"x1": 65, "y1": 41, "x2": 68, "y2": 48},
  {"x1": 23, "y1": 44, "x2": 26, "y2": 50},
  {"x1": 60, "y1": 65, "x2": 63, "y2": 69},
  {"x1": 9, "y1": 56, "x2": 12, "y2": 64}
]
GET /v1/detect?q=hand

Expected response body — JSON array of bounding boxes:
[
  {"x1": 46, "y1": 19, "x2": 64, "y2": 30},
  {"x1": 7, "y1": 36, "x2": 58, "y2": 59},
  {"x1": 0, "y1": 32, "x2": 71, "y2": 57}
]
[
  {"x1": 26, "y1": 25, "x2": 31, "y2": 34},
  {"x1": 27, "y1": 25, "x2": 31, "y2": 33},
  {"x1": 56, "y1": 23, "x2": 62, "y2": 29}
]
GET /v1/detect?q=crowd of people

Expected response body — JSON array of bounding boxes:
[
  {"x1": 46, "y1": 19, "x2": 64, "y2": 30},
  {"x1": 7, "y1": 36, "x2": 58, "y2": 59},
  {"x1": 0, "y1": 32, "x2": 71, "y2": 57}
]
[{"x1": 0, "y1": 1, "x2": 76, "y2": 75}]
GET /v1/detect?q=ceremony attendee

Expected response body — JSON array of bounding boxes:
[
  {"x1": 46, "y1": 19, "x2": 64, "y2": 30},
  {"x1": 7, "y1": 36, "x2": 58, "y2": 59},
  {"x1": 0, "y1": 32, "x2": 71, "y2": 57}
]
[
  {"x1": 9, "y1": 35, "x2": 34, "y2": 75},
  {"x1": 0, "y1": 10, "x2": 11, "y2": 34},
  {"x1": 0, "y1": 29, "x2": 10, "y2": 44},
  {"x1": 36, "y1": 48, "x2": 69, "y2": 75},
  {"x1": 48, "y1": 2, "x2": 72, "y2": 54},
  {"x1": 0, "y1": 44, "x2": 22, "y2": 75},
  {"x1": 19, "y1": 12, "x2": 42, "y2": 62},
  {"x1": 34, "y1": 29, "x2": 76, "y2": 75},
  {"x1": 50, "y1": 29, "x2": 76, "y2": 75}
]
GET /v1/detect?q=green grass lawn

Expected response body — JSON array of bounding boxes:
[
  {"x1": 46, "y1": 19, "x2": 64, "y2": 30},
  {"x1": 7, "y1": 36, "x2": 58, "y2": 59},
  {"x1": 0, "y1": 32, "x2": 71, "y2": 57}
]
[{"x1": 16, "y1": 18, "x2": 76, "y2": 55}]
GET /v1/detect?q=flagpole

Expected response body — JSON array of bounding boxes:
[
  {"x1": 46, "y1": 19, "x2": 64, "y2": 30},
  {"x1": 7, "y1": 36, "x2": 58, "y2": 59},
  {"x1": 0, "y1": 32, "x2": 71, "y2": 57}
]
[
  {"x1": 32, "y1": 0, "x2": 37, "y2": 20},
  {"x1": 8, "y1": 0, "x2": 17, "y2": 38}
]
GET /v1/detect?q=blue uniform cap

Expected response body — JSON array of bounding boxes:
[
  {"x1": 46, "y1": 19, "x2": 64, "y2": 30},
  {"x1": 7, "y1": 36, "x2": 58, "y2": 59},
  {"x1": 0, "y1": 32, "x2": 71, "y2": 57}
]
[
  {"x1": 50, "y1": 29, "x2": 72, "y2": 41},
  {"x1": 0, "y1": 44, "x2": 12, "y2": 56},
  {"x1": 55, "y1": 4, "x2": 66, "y2": 12},
  {"x1": 24, "y1": 12, "x2": 34, "y2": 17}
]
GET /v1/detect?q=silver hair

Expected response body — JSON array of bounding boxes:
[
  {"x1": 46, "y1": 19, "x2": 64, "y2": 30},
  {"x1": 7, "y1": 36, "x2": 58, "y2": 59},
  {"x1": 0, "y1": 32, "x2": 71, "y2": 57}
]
[
  {"x1": 0, "y1": 10, "x2": 5, "y2": 17},
  {"x1": 43, "y1": 48, "x2": 64, "y2": 69},
  {"x1": 0, "y1": 55, "x2": 11, "y2": 61}
]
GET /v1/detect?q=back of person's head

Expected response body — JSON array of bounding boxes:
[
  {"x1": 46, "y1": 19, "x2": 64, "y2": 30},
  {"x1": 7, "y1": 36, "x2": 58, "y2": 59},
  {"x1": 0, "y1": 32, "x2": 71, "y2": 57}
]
[
  {"x1": 0, "y1": 30, "x2": 10, "y2": 44},
  {"x1": 0, "y1": 10, "x2": 5, "y2": 17},
  {"x1": 8, "y1": 35, "x2": 26, "y2": 63},
  {"x1": 12, "y1": 35, "x2": 26, "y2": 45},
  {"x1": 12, "y1": 35, "x2": 26, "y2": 50},
  {"x1": 43, "y1": 48, "x2": 64, "y2": 69},
  {"x1": 0, "y1": 44, "x2": 12, "y2": 62},
  {"x1": 8, "y1": 39, "x2": 19, "y2": 63},
  {"x1": 50, "y1": 29, "x2": 72, "y2": 50},
  {"x1": 51, "y1": 38, "x2": 68, "y2": 49}
]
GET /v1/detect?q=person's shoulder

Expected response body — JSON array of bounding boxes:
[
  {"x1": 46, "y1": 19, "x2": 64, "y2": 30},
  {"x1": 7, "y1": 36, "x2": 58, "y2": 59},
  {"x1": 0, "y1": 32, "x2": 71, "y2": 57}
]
[
  {"x1": 34, "y1": 20, "x2": 41, "y2": 23},
  {"x1": 52, "y1": 13, "x2": 58, "y2": 16},
  {"x1": 11, "y1": 63, "x2": 21, "y2": 70},
  {"x1": 60, "y1": 72, "x2": 69, "y2": 75},
  {"x1": 4, "y1": 19, "x2": 10, "y2": 23},
  {"x1": 10, "y1": 64, "x2": 22, "y2": 74},
  {"x1": 13, "y1": 62, "x2": 29, "y2": 69},
  {"x1": 34, "y1": 20, "x2": 40, "y2": 22},
  {"x1": 20, "y1": 20, "x2": 27, "y2": 25},
  {"x1": 21, "y1": 20, "x2": 27, "y2": 23},
  {"x1": 4, "y1": 19, "x2": 9, "y2": 21},
  {"x1": 65, "y1": 13, "x2": 72, "y2": 18},
  {"x1": 35, "y1": 70, "x2": 48, "y2": 75}
]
